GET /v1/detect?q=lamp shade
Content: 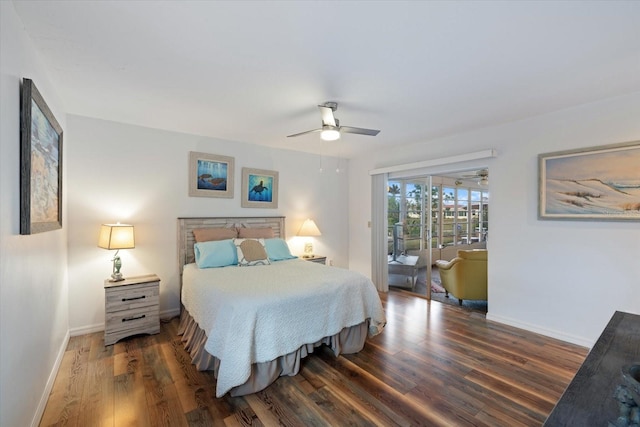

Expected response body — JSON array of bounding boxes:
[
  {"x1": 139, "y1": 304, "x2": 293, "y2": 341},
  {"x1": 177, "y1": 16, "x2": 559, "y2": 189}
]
[
  {"x1": 98, "y1": 223, "x2": 135, "y2": 250},
  {"x1": 297, "y1": 219, "x2": 321, "y2": 237}
]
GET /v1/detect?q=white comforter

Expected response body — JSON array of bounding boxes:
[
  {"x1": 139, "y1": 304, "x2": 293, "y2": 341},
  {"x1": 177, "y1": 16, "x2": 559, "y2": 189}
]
[{"x1": 182, "y1": 259, "x2": 386, "y2": 397}]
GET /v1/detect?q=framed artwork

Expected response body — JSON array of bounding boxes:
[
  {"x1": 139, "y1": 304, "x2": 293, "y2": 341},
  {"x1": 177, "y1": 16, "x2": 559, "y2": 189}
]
[
  {"x1": 538, "y1": 140, "x2": 640, "y2": 221},
  {"x1": 241, "y1": 168, "x2": 279, "y2": 209},
  {"x1": 189, "y1": 151, "x2": 234, "y2": 198},
  {"x1": 20, "y1": 78, "x2": 63, "y2": 234}
]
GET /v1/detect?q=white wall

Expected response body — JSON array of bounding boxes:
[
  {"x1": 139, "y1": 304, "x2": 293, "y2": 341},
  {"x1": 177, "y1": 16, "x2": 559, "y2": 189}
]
[
  {"x1": 0, "y1": 3, "x2": 69, "y2": 427},
  {"x1": 66, "y1": 115, "x2": 349, "y2": 332},
  {"x1": 349, "y1": 92, "x2": 640, "y2": 347}
]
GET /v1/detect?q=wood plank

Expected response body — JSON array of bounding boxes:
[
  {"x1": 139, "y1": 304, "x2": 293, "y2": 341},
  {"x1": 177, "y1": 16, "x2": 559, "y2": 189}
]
[
  {"x1": 313, "y1": 346, "x2": 454, "y2": 426},
  {"x1": 302, "y1": 354, "x2": 411, "y2": 427},
  {"x1": 184, "y1": 407, "x2": 216, "y2": 427},
  {"x1": 39, "y1": 292, "x2": 589, "y2": 426},
  {"x1": 39, "y1": 334, "x2": 92, "y2": 426},
  {"x1": 76, "y1": 333, "x2": 114, "y2": 426},
  {"x1": 243, "y1": 393, "x2": 290, "y2": 427},
  {"x1": 114, "y1": 339, "x2": 152, "y2": 427},
  {"x1": 140, "y1": 338, "x2": 189, "y2": 427}
]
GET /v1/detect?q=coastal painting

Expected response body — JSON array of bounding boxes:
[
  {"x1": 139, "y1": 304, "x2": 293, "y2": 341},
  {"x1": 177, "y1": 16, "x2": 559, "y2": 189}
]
[
  {"x1": 241, "y1": 168, "x2": 279, "y2": 208},
  {"x1": 189, "y1": 152, "x2": 234, "y2": 198},
  {"x1": 539, "y1": 141, "x2": 640, "y2": 221},
  {"x1": 20, "y1": 78, "x2": 64, "y2": 234}
]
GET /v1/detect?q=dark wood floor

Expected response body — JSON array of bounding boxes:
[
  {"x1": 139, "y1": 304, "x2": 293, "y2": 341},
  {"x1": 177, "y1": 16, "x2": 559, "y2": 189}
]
[{"x1": 40, "y1": 291, "x2": 588, "y2": 426}]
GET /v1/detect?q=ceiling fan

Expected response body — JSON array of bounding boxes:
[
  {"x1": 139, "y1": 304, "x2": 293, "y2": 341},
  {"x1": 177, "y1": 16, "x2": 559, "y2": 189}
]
[
  {"x1": 460, "y1": 169, "x2": 489, "y2": 186},
  {"x1": 287, "y1": 102, "x2": 380, "y2": 141}
]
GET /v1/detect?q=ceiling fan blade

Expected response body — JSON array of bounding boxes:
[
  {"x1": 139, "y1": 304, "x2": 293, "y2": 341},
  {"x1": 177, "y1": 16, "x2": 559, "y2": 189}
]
[
  {"x1": 286, "y1": 128, "x2": 322, "y2": 138},
  {"x1": 290, "y1": 102, "x2": 380, "y2": 139},
  {"x1": 318, "y1": 105, "x2": 337, "y2": 127},
  {"x1": 340, "y1": 126, "x2": 380, "y2": 136}
]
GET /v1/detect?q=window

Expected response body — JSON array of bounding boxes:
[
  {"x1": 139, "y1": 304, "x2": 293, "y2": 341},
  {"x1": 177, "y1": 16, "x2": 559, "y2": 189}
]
[
  {"x1": 440, "y1": 186, "x2": 455, "y2": 246},
  {"x1": 390, "y1": 178, "x2": 489, "y2": 251},
  {"x1": 430, "y1": 185, "x2": 440, "y2": 249},
  {"x1": 457, "y1": 188, "x2": 469, "y2": 243},
  {"x1": 388, "y1": 180, "x2": 427, "y2": 254},
  {"x1": 404, "y1": 182, "x2": 423, "y2": 253},
  {"x1": 388, "y1": 181, "x2": 401, "y2": 232}
]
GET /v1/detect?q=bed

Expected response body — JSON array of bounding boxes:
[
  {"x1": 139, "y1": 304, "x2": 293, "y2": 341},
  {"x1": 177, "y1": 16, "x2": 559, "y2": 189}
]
[{"x1": 177, "y1": 217, "x2": 386, "y2": 397}]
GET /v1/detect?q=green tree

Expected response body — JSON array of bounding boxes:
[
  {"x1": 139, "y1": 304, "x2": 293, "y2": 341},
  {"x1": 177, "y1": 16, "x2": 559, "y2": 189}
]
[
  {"x1": 387, "y1": 182, "x2": 401, "y2": 229},
  {"x1": 405, "y1": 183, "x2": 422, "y2": 241}
]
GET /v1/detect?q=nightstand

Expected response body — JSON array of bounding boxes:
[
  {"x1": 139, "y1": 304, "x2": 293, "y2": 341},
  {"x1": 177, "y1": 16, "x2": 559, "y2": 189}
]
[
  {"x1": 303, "y1": 255, "x2": 327, "y2": 265},
  {"x1": 104, "y1": 274, "x2": 160, "y2": 346}
]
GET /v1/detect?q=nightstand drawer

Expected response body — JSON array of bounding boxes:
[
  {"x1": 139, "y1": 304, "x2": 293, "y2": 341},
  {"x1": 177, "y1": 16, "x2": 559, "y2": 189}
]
[
  {"x1": 104, "y1": 306, "x2": 160, "y2": 346},
  {"x1": 106, "y1": 281, "x2": 159, "y2": 312},
  {"x1": 106, "y1": 305, "x2": 159, "y2": 332}
]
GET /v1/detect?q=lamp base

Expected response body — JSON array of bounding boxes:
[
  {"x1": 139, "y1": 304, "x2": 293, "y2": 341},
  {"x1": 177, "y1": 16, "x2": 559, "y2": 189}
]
[
  {"x1": 110, "y1": 254, "x2": 124, "y2": 282},
  {"x1": 109, "y1": 272, "x2": 124, "y2": 282}
]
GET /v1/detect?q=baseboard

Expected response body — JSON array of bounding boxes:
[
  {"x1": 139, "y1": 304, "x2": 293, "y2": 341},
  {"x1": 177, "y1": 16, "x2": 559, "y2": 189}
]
[
  {"x1": 31, "y1": 329, "x2": 70, "y2": 427},
  {"x1": 161, "y1": 307, "x2": 181, "y2": 320},
  {"x1": 69, "y1": 322, "x2": 103, "y2": 337},
  {"x1": 486, "y1": 312, "x2": 593, "y2": 348}
]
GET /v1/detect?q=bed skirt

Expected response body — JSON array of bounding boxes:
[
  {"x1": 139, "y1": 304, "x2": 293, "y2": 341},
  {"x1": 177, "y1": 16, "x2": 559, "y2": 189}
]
[{"x1": 177, "y1": 307, "x2": 370, "y2": 397}]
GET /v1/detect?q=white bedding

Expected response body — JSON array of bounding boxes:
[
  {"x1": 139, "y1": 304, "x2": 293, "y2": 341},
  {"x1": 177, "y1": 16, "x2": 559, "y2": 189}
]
[{"x1": 182, "y1": 258, "x2": 386, "y2": 397}]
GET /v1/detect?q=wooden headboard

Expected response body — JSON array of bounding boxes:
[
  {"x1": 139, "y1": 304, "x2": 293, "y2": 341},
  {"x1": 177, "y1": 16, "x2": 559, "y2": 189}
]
[{"x1": 177, "y1": 216, "x2": 286, "y2": 270}]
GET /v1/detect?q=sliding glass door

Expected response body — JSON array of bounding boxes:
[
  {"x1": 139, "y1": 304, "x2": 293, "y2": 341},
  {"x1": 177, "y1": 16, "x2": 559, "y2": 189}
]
[
  {"x1": 386, "y1": 176, "x2": 488, "y2": 299},
  {"x1": 387, "y1": 177, "x2": 433, "y2": 298}
]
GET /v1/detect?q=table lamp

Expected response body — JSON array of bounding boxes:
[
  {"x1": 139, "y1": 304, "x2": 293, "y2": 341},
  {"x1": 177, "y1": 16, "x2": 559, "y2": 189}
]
[
  {"x1": 98, "y1": 223, "x2": 135, "y2": 282},
  {"x1": 297, "y1": 218, "x2": 321, "y2": 258}
]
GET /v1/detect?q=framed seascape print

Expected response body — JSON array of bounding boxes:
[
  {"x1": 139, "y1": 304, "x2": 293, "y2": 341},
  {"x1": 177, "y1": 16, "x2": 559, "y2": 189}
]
[
  {"x1": 20, "y1": 78, "x2": 63, "y2": 235},
  {"x1": 241, "y1": 167, "x2": 279, "y2": 209},
  {"x1": 189, "y1": 151, "x2": 234, "y2": 198},
  {"x1": 538, "y1": 140, "x2": 640, "y2": 221}
]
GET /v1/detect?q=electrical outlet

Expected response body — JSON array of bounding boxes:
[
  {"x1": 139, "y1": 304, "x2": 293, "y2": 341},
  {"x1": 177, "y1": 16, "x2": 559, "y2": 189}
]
[{"x1": 329, "y1": 259, "x2": 334, "y2": 266}]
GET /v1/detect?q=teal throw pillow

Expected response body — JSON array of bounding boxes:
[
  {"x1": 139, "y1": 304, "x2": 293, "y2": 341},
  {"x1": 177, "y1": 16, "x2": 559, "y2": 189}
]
[
  {"x1": 264, "y1": 238, "x2": 297, "y2": 261},
  {"x1": 194, "y1": 239, "x2": 238, "y2": 268}
]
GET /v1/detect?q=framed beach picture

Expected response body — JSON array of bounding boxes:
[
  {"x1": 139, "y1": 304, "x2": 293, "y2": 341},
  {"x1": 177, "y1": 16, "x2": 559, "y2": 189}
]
[
  {"x1": 538, "y1": 140, "x2": 640, "y2": 221},
  {"x1": 241, "y1": 168, "x2": 279, "y2": 209},
  {"x1": 20, "y1": 78, "x2": 64, "y2": 234},
  {"x1": 189, "y1": 151, "x2": 234, "y2": 198}
]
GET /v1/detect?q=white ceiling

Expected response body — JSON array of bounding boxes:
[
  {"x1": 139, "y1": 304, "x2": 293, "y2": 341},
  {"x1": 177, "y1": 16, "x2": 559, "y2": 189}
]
[{"x1": 11, "y1": 1, "x2": 640, "y2": 159}]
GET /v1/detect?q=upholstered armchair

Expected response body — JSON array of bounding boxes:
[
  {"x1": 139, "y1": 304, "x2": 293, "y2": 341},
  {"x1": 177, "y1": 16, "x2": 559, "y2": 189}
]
[{"x1": 435, "y1": 249, "x2": 487, "y2": 305}]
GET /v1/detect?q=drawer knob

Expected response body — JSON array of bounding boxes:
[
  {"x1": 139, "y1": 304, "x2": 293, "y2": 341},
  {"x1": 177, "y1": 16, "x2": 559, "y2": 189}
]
[
  {"x1": 122, "y1": 295, "x2": 146, "y2": 302},
  {"x1": 122, "y1": 314, "x2": 146, "y2": 322}
]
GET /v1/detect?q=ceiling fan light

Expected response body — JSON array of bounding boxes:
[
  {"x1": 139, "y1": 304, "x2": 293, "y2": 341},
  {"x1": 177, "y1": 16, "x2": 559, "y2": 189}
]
[
  {"x1": 478, "y1": 176, "x2": 489, "y2": 186},
  {"x1": 320, "y1": 127, "x2": 340, "y2": 141}
]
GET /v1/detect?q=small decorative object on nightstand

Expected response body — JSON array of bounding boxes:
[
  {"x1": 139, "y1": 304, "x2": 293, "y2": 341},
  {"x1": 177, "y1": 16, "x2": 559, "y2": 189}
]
[
  {"x1": 304, "y1": 255, "x2": 327, "y2": 265},
  {"x1": 104, "y1": 274, "x2": 160, "y2": 346},
  {"x1": 297, "y1": 218, "x2": 322, "y2": 258}
]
